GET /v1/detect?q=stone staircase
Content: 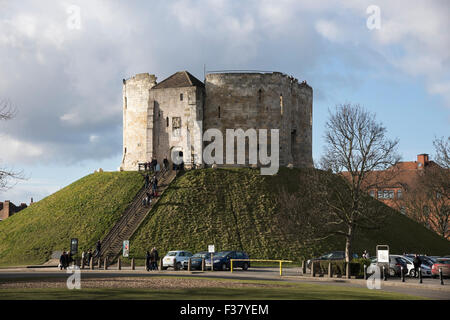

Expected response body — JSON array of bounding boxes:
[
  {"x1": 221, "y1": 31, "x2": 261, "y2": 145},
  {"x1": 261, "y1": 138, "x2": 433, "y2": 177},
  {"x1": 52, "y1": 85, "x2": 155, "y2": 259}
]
[{"x1": 97, "y1": 168, "x2": 176, "y2": 264}]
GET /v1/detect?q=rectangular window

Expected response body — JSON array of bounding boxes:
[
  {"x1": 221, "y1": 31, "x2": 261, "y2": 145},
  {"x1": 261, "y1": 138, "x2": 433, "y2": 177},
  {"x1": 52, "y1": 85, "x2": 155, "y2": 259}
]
[
  {"x1": 180, "y1": 93, "x2": 183, "y2": 101},
  {"x1": 388, "y1": 190, "x2": 394, "y2": 199},
  {"x1": 369, "y1": 190, "x2": 375, "y2": 198},
  {"x1": 378, "y1": 190, "x2": 383, "y2": 199},
  {"x1": 397, "y1": 190, "x2": 403, "y2": 199},
  {"x1": 172, "y1": 117, "x2": 181, "y2": 137}
]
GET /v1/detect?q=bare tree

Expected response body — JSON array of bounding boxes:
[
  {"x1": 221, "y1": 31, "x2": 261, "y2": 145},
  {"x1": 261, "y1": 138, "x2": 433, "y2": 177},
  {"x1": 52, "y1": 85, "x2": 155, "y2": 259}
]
[
  {"x1": 0, "y1": 99, "x2": 23, "y2": 191},
  {"x1": 320, "y1": 104, "x2": 400, "y2": 263}
]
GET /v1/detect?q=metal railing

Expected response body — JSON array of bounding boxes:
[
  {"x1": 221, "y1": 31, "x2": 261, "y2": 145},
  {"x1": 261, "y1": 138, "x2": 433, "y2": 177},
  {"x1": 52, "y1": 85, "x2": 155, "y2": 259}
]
[{"x1": 230, "y1": 259, "x2": 293, "y2": 276}]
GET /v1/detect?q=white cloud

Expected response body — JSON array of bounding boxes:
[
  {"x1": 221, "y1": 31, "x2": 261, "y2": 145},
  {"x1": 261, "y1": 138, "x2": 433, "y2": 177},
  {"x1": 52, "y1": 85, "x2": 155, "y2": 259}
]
[{"x1": 0, "y1": 134, "x2": 44, "y2": 163}]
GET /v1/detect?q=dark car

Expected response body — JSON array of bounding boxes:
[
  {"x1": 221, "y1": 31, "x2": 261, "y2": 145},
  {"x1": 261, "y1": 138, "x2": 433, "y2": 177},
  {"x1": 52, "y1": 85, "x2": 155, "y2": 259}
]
[
  {"x1": 182, "y1": 251, "x2": 213, "y2": 270},
  {"x1": 307, "y1": 251, "x2": 358, "y2": 269},
  {"x1": 205, "y1": 251, "x2": 250, "y2": 271}
]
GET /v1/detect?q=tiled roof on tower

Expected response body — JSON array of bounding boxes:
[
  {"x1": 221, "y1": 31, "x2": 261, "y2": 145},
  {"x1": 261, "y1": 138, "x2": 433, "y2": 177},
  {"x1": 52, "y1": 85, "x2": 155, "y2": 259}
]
[{"x1": 152, "y1": 71, "x2": 204, "y2": 89}]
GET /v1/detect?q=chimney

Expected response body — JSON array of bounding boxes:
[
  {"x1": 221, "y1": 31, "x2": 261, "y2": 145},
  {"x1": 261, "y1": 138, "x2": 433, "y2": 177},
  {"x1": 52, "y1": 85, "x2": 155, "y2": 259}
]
[{"x1": 417, "y1": 154, "x2": 429, "y2": 169}]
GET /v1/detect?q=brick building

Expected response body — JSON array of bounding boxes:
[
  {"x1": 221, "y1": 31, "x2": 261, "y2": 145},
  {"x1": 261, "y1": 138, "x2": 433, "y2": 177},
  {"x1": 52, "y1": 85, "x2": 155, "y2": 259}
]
[
  {"x1": 365, "y1": 154, "x2": 449, "y2": 238},
  {"x1": 0, "y1": 200, "x2": 27, "y2": 221}
]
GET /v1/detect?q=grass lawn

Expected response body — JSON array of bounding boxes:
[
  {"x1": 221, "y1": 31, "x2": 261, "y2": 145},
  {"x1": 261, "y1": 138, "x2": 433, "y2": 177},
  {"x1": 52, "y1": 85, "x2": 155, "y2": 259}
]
[{"x1": 0, "y1": 277, "x2": 425, "y2": 300}]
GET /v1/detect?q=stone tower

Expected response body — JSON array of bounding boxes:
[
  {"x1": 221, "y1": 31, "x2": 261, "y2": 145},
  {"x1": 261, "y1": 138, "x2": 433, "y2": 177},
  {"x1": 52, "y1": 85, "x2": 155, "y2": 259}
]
[{"x1": 120, "y1": 70, "x2": 313, "y2": 171}]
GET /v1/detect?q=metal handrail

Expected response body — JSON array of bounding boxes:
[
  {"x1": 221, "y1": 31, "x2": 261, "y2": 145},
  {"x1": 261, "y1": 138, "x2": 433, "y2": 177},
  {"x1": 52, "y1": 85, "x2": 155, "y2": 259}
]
[{"x1": 98, "y1": 167, "x2": 169, "y2": 257}]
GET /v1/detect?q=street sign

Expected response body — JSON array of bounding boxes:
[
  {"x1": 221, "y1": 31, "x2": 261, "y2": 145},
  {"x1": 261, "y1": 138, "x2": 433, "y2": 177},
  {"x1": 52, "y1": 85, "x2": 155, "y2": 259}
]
[
  {"x1": 208, "y1": 245, "x2": 215, "y2": 253},
  {"x1": 70, "y1": 238, "x2": 78, "y2": 254},
  {"x1": 123, "y1": 240, "x2": 130, "y2": 257},
  {"x1": 376, "y1": 245, "x2": 389, "y2": 263}
]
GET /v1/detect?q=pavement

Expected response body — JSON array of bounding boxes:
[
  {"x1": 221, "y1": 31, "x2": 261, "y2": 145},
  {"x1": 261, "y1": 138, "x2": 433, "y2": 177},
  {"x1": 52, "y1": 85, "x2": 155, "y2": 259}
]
[{"x1": 0, "y1": 266, "x2": 449, "y2": 299}]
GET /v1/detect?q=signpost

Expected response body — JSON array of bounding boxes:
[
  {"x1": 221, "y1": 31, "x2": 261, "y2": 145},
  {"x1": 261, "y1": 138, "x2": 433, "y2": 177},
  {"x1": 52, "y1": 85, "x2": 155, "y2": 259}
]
[
  {"x1": 70, "y1": 238, "x2": 78, "y2": 254},
  {"x1": 123, "y1": 240, "x2": 130, "y2": 258},
  {"x1": 208, "y1": 245, "x2": 214, "y2": 271},
  {"x1": 376, "y1": 245, "x2": 389, "y2": 278}
]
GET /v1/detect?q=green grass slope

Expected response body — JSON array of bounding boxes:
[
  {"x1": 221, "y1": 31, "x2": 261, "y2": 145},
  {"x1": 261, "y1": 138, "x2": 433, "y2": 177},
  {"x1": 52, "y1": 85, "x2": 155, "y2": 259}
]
[
  {"x1": 130, "y1": 168, "x2": 450, "y2": 260},
  {"x1": 0, "y1": 171, "x2": 143, "y2": 267}
]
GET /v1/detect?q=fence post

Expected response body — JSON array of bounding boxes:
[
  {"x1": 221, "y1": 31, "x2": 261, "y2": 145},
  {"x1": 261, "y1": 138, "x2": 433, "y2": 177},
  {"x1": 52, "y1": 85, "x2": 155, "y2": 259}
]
[
  {"x1": 81, "y1": 257, "x2": 85, "y2": 269},
  {"x1": 97, "y1": 257, "x2": 101, "y2": 270},
  {"x1": 90, "y1": 257, "x2": 93, "y2": 270},
  {"x1": 301, "y1": 261, "x2": 306, "y2": 275},
  {"x1": 131, "y1": 258, "x2": 135, "y2": 270},
  {"x1": 419, "y1": 267, "x2": 422, "y2": 283},
  {"x1": 188, "y1": 258, "x2": 191, "y2": 272},
  {"x1": 311, "y1": 262, "x2": 315, "y2": 277},
  {"x1": 174, "y1": 258, "x2": 178, "y2": 271},
  {"x1": 383, "y1": 265, "x2": 387, "y2": 281},
  {"x1": 401, "y1": 266, "x2": 405, "y2": 282},
  {"x1": 104, "y1": 257, "x2": 108, "y2": 270},
  {"x1": 364, "y1": 264, "x2": 367, "y2": 280},
  {"x1": 159, "y1": 257, "x2": 163, "y2": 271},
  {"x1": 201, "y1": 258, "x2": 205, "y2": 272},
  {"x1": 117, "y1": 257, "x2": 121, "y2": 270},
  {"x1": 439, "y1": 268, "x2": 444, "y2": 285},
  {"x1": 328, "y1": 262, "x2": 332, "y2": 278}
]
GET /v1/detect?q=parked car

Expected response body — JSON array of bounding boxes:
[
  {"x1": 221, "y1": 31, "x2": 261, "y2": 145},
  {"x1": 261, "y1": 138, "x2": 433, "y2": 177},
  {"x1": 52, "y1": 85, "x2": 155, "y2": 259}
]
[
  {"x1": 162, "y1": 250, "x2": 193, "y2": 270},
  {"x1": 182, "y1": 251, "x2": 212, "y2": 270},
  {"x1": 205, "y1": 251, "x2": 250, "y2": 271},
  {"x1": 306, "y1": 251, "x2": 358, "y2": 269},
  {"x1": 431, "y1": 258, "x2": 450, "y2": 278},
  {"x1": 369, "y1": 255, "x2": 409, "y2": 277},
  {"x1": 399, "y1": 255, "x2": 432, "y2": 277}
]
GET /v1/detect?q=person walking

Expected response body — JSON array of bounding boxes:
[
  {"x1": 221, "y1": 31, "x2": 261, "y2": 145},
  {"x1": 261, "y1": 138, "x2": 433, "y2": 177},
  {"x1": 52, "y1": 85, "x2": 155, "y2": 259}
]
[
  {"x1": 145, "y1": 173, "x2": 150, "y2": 189},
  {"x1": 146, "y1": 251, "x2": 151, "y2": 272},
  {"x1": 59, "y1": 251, "x2": 67, "y2": 270},
  {"x1": 152, "y1": 247, "x2": 159, "y2": 270},
  {"x1": 153, "y1": 177, "x2": 158, "y2": 194},
  {"x1": 163, "y1": 158, "x2": 169, "y2": 171},
  {"x1": 86, "y1": 249, "x2": 92, "y2": 266},
  {"x1": 96, "y1": 240, "x2": 101, "y2": 258},
  {"x1": 413, "y1": 254, "x2": 421, "y2": 278}
]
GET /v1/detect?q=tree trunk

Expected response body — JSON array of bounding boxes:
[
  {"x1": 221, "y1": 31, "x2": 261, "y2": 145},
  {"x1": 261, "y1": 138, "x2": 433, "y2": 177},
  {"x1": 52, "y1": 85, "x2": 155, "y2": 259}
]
[{"x1": 345, "y1": 224, "x2": 353, "y2": 263}]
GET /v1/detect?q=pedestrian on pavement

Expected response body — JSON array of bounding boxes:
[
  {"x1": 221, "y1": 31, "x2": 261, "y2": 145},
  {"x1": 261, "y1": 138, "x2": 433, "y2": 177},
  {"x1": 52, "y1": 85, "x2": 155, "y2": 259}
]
[
  {"x1": 86, "y1": 249, "x2": 92, "y2": 266},
  {"x1": 145, "y1": 173, "x2": 150, "y2": 189},
  {"x1": 146, "y1": 251, "x2": 151, "y2": 272},
  {"x1": 413, "y1": 254, "x2": 421, "y2": 278},
  {"x1": 163, "y1": 158, "x2": 169, "y2": 170},
  {"x1": 59, "y1": 251, "x2": 67, "y2": 270},
  {"x1": 153, "y1": 177, "x2": 158, "y2": 193},
  {"x1": 152, "y1": 247, "x2": 159, "y2": 270}
]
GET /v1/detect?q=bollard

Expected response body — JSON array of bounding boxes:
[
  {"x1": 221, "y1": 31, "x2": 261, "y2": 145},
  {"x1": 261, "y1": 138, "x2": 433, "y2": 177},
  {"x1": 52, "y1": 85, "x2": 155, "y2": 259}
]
[
  {"x1": 419, "y1": 267, "x2": 422, "y2": 283},
  {"x1": 346, "y1": 263, "x2": 350, "y2": 279},
  {"x1": 201, "y1": 258, "x2": 205, "y2": 272},
  {"x1": 131, "y1": 258, "x2": 135, "y2": 270},
  {"x1": 328, "y1": 262, "x2": 332, "y2": 278},
  {"x1": 383, "y1": 265, "x2": 387, "y2": 281},
  {"x1": 174, "y1": 258, "x2": 178, "y2": 271},
  {"x1": 364, "y1": 264, "x2": 367, "y2": 280},
  {"x1": 104, "y1": 257, "x2": 108, "y2": 270},
  {"x1": 401, "y1": 266, "x2": 405, "y2": 282},
  {"x1": 98, "y1": 258, "x2": 101, "y2": 269},
  {"x1": 159, "y1": 257, "x2": 163, "y2": 271},
  {"x1": 311, "y1": 262, "x2": 316, "y2": 277},
  {"x1": 439, "y1": 268, "x2": 444, "y2": 285},
  {"x1": 117, "y1": 258, "x2": 121, "y2": 270},
  {"x1": 89, "y1": 257, "x2": 93, "y2": 270},
  {"x1": 188, "y1": 258, "x2": 191, "y2": 272},
  {"x1": 301, "y1": 260, "x2": 306, "y2": 275}
]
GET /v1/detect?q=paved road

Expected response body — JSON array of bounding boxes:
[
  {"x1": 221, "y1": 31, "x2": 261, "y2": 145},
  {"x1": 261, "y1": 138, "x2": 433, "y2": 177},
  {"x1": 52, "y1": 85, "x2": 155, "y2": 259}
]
[{"x1": 0, "y1": 266, "x2": 449, "y2": 299}]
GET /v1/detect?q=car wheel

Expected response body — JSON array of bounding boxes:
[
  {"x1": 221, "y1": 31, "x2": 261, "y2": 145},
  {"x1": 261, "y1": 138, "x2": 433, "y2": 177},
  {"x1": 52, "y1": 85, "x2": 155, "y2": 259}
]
[
  {"x1": 176, "y1": 262, "x2": 182, "y2": 270},
  {"x1": 242, "y1": 263, "x2": 249, "y2": 271},
  {"x1": 409, "y1": 269, "x2": 415, "y2": 278},
  {"x1": 221, "y1": 263, "x2": 227, "y2": 271},
  {"x1": 162, "y1": 266, "x2": 168, "y2": 270},
  {"x1": 389, "y1": 268, "x2": 396, "y2": 277}
]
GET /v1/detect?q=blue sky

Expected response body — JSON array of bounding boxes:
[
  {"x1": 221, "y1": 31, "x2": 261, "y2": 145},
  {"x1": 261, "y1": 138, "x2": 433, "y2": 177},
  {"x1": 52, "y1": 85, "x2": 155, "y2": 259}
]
[{"x1": 0, "y1": 0, "x2": 449, "y2": 204}]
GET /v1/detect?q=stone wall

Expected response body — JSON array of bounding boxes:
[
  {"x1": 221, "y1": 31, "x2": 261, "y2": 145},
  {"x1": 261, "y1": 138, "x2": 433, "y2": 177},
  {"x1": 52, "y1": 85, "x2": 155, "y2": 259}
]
[
  {"x1": 204, "y1": 72, "x2": 312, "y2": 168},
  {"x1": 0, "y1": 201, "x2": 27, "y2": 221},
  {"x1": 121, "y1": 73, "x2": 157, "y2": 170},
  {"x1": 150, "y1": 86, "x2": 204, "y2": 168}
]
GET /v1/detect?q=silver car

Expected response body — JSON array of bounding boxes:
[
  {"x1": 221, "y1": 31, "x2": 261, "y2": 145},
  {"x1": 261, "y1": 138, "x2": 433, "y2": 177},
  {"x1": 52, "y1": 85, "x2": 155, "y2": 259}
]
[{"x1": 162, "y1": 250, "x2": 193, "y2": 270}]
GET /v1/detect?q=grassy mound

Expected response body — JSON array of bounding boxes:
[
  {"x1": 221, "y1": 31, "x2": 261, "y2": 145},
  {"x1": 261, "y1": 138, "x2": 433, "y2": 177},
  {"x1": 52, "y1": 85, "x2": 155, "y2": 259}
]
[
  {"x1": 0, "y1": 171, "x2": 143, "y2": 267},
  {"x1": 130, "y1": 168, "x2": 450, "y2": 260}
]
